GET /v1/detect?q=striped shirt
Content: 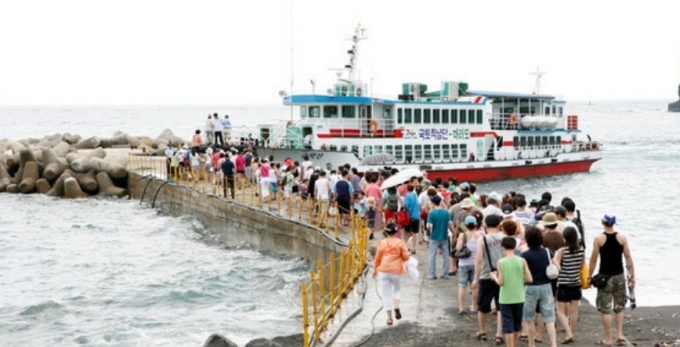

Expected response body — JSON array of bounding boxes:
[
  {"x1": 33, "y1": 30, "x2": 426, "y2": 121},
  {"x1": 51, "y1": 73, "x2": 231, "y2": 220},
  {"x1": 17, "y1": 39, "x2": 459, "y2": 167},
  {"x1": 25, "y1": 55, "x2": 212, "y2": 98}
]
[{"x1": 556, "y1": 246, "x2": 584, "y2": 287}]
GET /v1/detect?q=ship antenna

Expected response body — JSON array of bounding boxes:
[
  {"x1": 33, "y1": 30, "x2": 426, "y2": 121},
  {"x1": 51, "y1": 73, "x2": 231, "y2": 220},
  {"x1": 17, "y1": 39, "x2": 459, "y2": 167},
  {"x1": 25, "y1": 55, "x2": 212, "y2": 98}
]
[
  {"x1": 530, "y1": 66, "x2": 546, "y2": 95},
  {"x1": 289, "y1": 0, "x2": 294, "y2": 120}
]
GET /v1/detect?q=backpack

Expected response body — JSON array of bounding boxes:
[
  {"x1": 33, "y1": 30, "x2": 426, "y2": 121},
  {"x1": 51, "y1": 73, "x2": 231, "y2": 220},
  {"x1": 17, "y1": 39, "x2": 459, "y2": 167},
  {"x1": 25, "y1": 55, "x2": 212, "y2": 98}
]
[
  {"x1": 386, "y1": 192, "x2": 399, "y2": 212},
  {"x1": 573, "y1": 209, "x2": 585, "y2": 249}
]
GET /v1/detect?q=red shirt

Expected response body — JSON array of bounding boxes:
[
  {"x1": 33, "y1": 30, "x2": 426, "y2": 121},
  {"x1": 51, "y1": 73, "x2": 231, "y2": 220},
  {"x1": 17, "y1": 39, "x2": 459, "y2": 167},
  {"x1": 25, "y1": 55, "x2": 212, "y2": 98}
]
[{"x1": 235, "y1": 155, "x2": 246, "y2": 171}]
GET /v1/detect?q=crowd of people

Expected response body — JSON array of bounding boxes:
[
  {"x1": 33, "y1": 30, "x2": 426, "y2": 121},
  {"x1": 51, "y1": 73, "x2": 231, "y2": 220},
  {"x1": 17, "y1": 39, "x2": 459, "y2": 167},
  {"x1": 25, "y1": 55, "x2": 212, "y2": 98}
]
[{"x1": 370, "y1": 173, "x2": 636, "y2": 347}]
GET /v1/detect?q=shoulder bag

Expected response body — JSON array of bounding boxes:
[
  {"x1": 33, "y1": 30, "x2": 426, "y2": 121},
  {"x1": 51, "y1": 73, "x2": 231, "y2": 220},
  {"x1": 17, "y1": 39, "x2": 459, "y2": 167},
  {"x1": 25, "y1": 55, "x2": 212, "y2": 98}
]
[
  {"x1": 482, "y1": 235, "x2": 496, "y2": 272},
  {"x1": 452, "y1": 232, "x2": 472, "y2": 259},
  {"x1": 545, "y1": 248, "x2": 559, "y2": 280}
]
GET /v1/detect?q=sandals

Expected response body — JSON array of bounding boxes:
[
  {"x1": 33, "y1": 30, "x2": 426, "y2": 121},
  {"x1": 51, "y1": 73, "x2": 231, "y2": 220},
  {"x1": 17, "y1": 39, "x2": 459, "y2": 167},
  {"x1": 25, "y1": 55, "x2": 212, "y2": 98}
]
[
  {"x1": 386, "y1": 318, "x2": 393, "y2": 326},
  {"x1": 594, "y1": 341, "x2": 612, "y2": 346},
  {"x1": 561, "y1": 337, "x2": 575, "y2": 344},
  {"x1": 495, "y1": 336, "x2": 504, "y2": 345},
  {"x1": 476, "y1": 332, "x2": 488, "y2": 341},
  {"x1": 394, "y1": 308, "x2": 402, "y2": 320}
]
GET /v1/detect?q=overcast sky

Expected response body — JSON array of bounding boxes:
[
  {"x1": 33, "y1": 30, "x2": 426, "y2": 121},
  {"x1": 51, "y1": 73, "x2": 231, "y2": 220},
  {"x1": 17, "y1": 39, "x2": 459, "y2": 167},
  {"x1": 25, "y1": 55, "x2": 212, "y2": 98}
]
[{"x1": 1, "y1": 0, "x2": 679, "y2": 105}]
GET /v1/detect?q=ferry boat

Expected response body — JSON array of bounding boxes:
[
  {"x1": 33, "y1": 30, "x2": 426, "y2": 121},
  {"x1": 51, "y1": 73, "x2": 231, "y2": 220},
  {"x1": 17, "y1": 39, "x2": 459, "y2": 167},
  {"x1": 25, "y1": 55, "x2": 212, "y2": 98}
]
[{"x1": 253, "y1": 24, "x2": 602, "y2": 181}]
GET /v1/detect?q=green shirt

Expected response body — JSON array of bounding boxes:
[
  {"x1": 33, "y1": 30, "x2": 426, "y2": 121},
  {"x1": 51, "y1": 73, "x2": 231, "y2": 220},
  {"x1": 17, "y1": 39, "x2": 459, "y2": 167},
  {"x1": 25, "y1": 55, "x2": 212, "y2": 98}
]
[{"x1": 498, "y1": 256, "x2": 525, "y2": 304}]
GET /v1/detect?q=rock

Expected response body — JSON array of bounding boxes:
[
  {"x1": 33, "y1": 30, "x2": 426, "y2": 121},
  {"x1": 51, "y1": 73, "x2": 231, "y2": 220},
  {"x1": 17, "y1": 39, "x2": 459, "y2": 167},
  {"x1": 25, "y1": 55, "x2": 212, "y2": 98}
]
[
  {"x1": 271, "y1": 334, "x2": 304, "y2": 347},
  {"x1": 202, "y1": 334, "x2": 238, "y2": 347},
  {"x1": 14, "y1": 148, "x2": 39, "y2": 184},
  {"x1": 18, "y1": 162, "x2": 39, "y2": 193},
  {"x1": 36, "y1": 178, "x2": 51, "y2": 194},
  {"x1": 245, "y1": 338, "x2": 283, "y2": 347},
  {"x1": 44, "y1": 161, "x2": 69, "y2": 181},
  {"x1": 157, "y1": 129, "x2": 174, "y2": 140},
  {"x1": 70, "y1": 148, "x2": 106, "y2": 173},
  {"x1": 46, "y1": 173, "x2": 68, "y2": 197},
  {"x1": 6, "y1": 183, "x2": 19, "y2": 193},
  {"x1": 96, "y1": 172, "x2": 127, "y2": 197},
  {"x1": 64, "y1": 177, "x2": 88, "y2": 199},
  {"x1": 0, "y1": 165, "x2": 12, "y2": 192},
  {"x1": 98, "y1": 134, "x2": 130, "y2": 148},
  {"x1": 90, "y1": 157, "x2": 128, "y2": 179},
  {"x1": 64, "y1": 169, "x2": 98, "y2": 194},
  {"x1": 74, "y1": 136, "x2": 101, "y2": 149},
  {"x1": 62, "y1": 133, "x2": 82, "y2": 145}
]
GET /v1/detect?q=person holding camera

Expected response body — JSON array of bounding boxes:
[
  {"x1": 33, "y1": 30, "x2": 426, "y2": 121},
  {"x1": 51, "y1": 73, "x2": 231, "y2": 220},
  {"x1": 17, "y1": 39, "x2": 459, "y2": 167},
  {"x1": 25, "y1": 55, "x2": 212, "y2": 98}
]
[{"x1": 587, "y1": 214, "x2": 635, "y2": 346}]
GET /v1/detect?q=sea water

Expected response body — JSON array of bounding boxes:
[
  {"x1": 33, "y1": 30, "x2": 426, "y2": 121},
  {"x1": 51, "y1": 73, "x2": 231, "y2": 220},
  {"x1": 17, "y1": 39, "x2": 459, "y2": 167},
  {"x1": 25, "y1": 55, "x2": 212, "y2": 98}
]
[{"x1": 0, "y1": 101, "x2": 677, "y2": 346}]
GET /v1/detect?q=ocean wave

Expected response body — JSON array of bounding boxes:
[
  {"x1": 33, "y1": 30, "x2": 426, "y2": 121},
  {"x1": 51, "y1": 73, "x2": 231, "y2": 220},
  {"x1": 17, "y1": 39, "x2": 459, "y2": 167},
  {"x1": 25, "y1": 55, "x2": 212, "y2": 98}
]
[{"x1": 19, "y1": 300, "x2": 65, "y2": 316}]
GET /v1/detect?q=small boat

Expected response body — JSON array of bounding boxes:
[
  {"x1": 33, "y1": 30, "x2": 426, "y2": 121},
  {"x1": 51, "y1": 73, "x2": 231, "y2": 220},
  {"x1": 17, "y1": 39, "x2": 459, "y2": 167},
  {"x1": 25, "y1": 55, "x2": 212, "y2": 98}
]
[{"x1": 253, "y1": 24, "x2": 602, "y2": 181}]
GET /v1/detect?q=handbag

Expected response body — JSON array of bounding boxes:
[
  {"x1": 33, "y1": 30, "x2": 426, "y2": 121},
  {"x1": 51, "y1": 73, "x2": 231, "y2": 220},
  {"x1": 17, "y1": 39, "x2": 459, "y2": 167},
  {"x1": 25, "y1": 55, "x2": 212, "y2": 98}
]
[
  {"x1": 580, "y1": 262, "x2": 590, "y2": 289},
  {"x1": 545, "y1": 248, "x2": 559, "y2": 280},
  {"x1": 452, "y1": 232, "x2": 472, "y2": 259},
  {"x1": 591, "y1": 273, "x2": 611, "y2": 289},
  {"x1": 397, "y1": 208, "x2": 411, "y2": 227}
]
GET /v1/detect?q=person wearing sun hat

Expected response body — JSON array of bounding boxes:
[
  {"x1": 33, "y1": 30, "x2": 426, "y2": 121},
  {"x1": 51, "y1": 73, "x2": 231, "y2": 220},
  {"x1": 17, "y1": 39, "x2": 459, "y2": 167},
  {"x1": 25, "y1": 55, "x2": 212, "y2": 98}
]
[
  {"x1": 588, "y1": 214, "x2": 635, "y2": 346},
  {"x1": 373, "y1": 222, "x2": 411, "y2": 326}
]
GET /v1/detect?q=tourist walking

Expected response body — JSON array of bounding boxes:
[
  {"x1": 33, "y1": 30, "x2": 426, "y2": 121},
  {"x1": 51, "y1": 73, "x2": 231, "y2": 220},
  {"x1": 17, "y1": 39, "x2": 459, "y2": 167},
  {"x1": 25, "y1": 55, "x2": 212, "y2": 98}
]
[
  {"x1": 191, "y1": 130, "x2": 201, "y2": 153},
  {"x1": 212, "y1": 113, "x2": 224, "y2": 146},
  {"x1": 403, "y1": 184, "x2": 420, "y2": 254},
  {"x1": 314, "y1": 170, "x2": 332, "y2": 227},
  {"x1": 472, "y1": 214, "x2": 505, "y2": 343},
  {"x1": 553, "y1": 226, "x2": 584, "y2": 344},
  {"x1": 455, "y1": 215, "x2": 481, "y2": 315},
  {"x1": 490, "y1": 237, "x2": 533, "y2": 347},
  {"x1": 259, "y1": 158, "x2": 272, "y2": 202},
  {"x1": 588, "y1": 215, "x2": 635, "y2": 346},
  {"x1": 521, "y1": 227, "x2": 558, "y2": 347},
  {"x1": 204, "y1": 114, "x2": 214, "y2": 144},
  {"x1": 333, "y1": 170, "x2": 354, "y2": 226},
  {"x1": 221, "y1": 152, "x2": 235, "y2": 199},
  {"x1": 373, "y1": 222, "x2": 411, "y2": 326},
  {"x1": 426, "y1": 195, "x2": 454, "y2": 280}
]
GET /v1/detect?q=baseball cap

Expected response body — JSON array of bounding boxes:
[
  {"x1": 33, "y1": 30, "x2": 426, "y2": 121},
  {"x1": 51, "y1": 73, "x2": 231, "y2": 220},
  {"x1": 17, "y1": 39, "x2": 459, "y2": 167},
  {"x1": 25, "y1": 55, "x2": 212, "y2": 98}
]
[
  {"x1": 602, "y1": 214, "x2": 617, "y2": 226},
  {"x1": 501, "y1": 204, "x2": 514, "y2": 215},
  {"x1": 460, "y1": 182, "x2": 470, "y2": 191},
  {"x1": 430, "y1": 195, "x2": 442, "y2": 204},
  {"x1": 464, "y1": 215, "x2": 478, "y2": 226},
  {"x1": 554, "y1": 205, "x2": 567, "y2": 217}
]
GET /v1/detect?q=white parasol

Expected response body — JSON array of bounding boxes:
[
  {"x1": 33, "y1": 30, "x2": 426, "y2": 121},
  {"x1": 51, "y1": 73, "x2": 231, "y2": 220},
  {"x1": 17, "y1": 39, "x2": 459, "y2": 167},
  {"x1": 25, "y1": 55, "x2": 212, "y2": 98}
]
[
  {"x1": 380, "y1": 174, "x2": 409, "y2": 190},
  {"x1": 361, "y1": 152, "x2": 396, "y2": 165}
]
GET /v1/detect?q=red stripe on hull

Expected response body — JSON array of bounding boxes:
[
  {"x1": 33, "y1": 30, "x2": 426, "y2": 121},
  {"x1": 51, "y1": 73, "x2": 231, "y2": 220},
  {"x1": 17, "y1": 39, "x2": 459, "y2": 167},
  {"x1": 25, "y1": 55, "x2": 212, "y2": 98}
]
[
  {"x1": 470, "y1": 131, "x2": 498, "y2": 138},
  {"x1": 425, "y1": 159, "x2": 598, "y2": 182}
]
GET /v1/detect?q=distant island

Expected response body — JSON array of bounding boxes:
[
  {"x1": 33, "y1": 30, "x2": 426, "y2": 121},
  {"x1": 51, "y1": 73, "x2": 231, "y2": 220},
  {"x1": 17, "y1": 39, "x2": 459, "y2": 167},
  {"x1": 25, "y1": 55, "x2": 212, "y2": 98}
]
[{"x1": 670, "y1": 83, "x2": 680, "y2": 112}]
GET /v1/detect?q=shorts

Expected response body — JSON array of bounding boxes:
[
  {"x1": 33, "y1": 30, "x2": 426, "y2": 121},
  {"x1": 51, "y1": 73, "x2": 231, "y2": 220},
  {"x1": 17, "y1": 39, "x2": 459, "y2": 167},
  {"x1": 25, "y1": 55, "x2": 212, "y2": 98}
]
[
  {"x1": 458, "y1": 264, "x2": 474, "y2": 287},
  {"x1": 523, "y1": 283, "x2": 555, "y2": 322},
  {"x1": 337, "y1": 197, "x2": 351, "y2": 215},
  {"x1": 245, "y1": 167, "x2": 252, "y2": 179},
  {"x1": 500, "y1": 303, "x2": 524, "y2": 334},
  {"x1": 596, "y1": 273, "x2": 626, "y2": 314},
  {"x1": 477, "y1": 279, "x2": 500, "y2": 313},
  {"x1": 237, "y1": 169, "x2": 245, "y2": 174},
  {"x1": 557, "y1": 286, "x2": 582, "y2": 302},
  {"x1": 384, "y1": 209, "x2": 396, "y2": 223},
  {"x1": 367, "y1": 218, "x2": 375, "y2": 228},
  {"x1": 284, "y1": 186, "x2": 292, "y2": 198},
  {"x1": 405, "y1": 219, "x2": 420, "y2": 233}
]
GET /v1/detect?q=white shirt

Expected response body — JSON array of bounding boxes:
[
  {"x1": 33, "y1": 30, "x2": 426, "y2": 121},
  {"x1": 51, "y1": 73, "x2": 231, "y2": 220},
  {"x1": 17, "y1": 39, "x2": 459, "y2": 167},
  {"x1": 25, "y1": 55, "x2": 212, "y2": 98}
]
[
  {"x1": 301, "y1": 160, "x2": 313, "y2": 174},
  {"x1": 213, "y1": 119, "x2": 224, "y2": 131},
  {"x1": 329, "y1": 173, "x2": 340, "y2": 185},
  {"x1": 315, "y1": 178, "x2": 331, "y2": 199},
  {"x1": 304, "y1": 134, "x2": 312, "y2": 145}
]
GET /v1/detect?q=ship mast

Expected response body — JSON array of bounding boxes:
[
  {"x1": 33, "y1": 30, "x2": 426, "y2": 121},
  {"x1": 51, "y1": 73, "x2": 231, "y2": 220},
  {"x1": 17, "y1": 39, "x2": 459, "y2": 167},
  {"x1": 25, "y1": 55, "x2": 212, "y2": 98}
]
[
  {"x1": 343, "y1": 23, "x2": 367, "y2": 83},
  {"x1": 530, "y1": 66, "x2": 546, "y2": 95}
]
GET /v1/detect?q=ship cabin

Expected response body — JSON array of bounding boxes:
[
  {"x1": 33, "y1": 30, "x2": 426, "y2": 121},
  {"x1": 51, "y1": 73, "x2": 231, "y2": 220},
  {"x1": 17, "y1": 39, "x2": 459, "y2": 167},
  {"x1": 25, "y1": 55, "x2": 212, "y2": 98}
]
[{"x1": 258, "y1": 81, "x2": 580, "y2": 165}]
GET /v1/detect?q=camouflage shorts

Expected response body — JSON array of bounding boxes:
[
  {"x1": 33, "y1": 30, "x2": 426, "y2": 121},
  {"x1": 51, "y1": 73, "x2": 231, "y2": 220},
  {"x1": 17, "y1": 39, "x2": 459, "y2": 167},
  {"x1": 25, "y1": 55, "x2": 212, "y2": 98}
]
[{"x1": 596, "y1": 273, "x2": 626, "y2": 314}]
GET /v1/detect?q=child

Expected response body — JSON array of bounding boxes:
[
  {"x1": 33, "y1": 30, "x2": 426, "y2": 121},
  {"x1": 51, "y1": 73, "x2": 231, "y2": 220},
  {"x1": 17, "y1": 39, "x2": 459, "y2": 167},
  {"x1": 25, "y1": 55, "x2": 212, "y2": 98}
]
[
  {"x1": 366, "y1": 197, "x2": 377, "y2": 239},
  {"x1": 354, "y1": 191, "x2": 367, "y2": 218},
  {"x1": 490, "y1": 237, "x2": 533, "y2": 347},
  {"x1": 283, "y1": 166, "x2": 295, "y2": 202}
]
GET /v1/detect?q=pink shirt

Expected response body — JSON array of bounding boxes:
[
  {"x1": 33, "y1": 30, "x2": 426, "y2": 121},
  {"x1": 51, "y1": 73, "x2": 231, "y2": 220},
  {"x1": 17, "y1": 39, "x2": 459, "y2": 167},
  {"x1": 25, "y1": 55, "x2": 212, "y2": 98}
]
[
  {"x1": 235, "y1": 155, "x2": 246, "y2": 171},
  {"x1": 365, "y1": 183, "x2": 382, "y2": 203},
  {"x1": 191, "y1": 134, "x2": 201, "y2": 147},
  {"x1": 260, "y1": 164, "x2": 271, "y2": 178}
]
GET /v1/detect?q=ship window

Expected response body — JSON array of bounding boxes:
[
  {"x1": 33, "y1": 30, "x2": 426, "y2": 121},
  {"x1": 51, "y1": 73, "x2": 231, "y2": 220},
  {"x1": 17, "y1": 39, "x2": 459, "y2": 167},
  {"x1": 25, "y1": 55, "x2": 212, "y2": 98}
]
[
  {"x1": 423, "y1": 144, "x2": 432, "y2": 161},
  {"x1": 468, "y1": 110, "x2": 475, "y2": 124},
  {"x1": 460, "y1": 110, "x2": 467, "y2": 124},
  {"x1": 383, "y1": 107, "x2": 391, "y2": 119},
  {"x1": 363, "y1": 145, "x2": 372, "y2": 157},
  {"x1": 395, "y1": 145, "x2": 403, "y2": 162},
  {"x1": 442, "y1": 109, "x2": 449, "y2": 123},
  {"x1": 423, "y1": 109, "x2": 431, "y2": 124},
  {"x1": 528, "y1": 136, "x2": 534, "y2": 147},
  {"x1": 549, "y1": 136, "x2": 555, "y2": 146},
  {"x1": 351, "y1": 145, "x2": 358, "y2": 155},
  {"x1": 433, "y1": 144, "x2": 441, "y2": 161},
  {"x1": 442, "y1": 144, "x2": 450, "y2": 161},
  {"x1": 451, "y1": 109, "x2": 458, "y2": 123},
  {"x1": 542, "y1": 136, "x2": 548, "y2": 148},
  {"x1": 384, "y1": 145, "x2": 393, "y2": 155},
  {"x1": 342, "y1": 105, "x2": 356, "y2": 118},
  {"x1": 330, "y1": 145, "x2": 337, "y2": 151},
  {"x1": 433, "y1": 109, "x2": 440, "y2": 123},
  {"x1": 340, "y1": 145, "x2": 348, "y2": 152},
  {"x1": 414, "y1": 109, "x2": 422, "y2": 123},
  {"x1": 558, "y1": 107, "x2": 563, "y2": 115},
  {"x1": 460, "y1": 144, "x2": 468, "y2": 159},
  {"x1": 309, "y1": 106, "x2": 320, "y2": 118},
  {"x1": 405, "y1": 108, "x2": 412, "y2": 124},
  {"x1": 397, "y1": 108, "x2": 403, "y2": 124},
  {"x1": 414, "y1": 145, "x2": 422, "y2": 162},
  {"x1": 553, "y1": 106, "x2": 557, "y2": 114},
  {"x1": 451, "y1": 144, "x2": 459, "y2": 160},
  {"x1": 520, "y1": 136, "x2": 526, "y2": 147},
  {"x1": 545, "y1": 106, "x2": 551, "y2": 115},
  {"x1": 557, "y1": 136, "x2": 562, "y2": 144},
  {"x1": 476, "y1": 110, "x2": 483, "y2": 124},
  {"x1": 324, "y1": 105, "x2": 338, "y2": 118},
  {"x1": 300, "y1": 106, "x2": 308, "y2": 118},
  {"x1": 514, "y1": 137, "x2": 519, "y2": 149},
  {"x1": 404, "y1": 145, "x2": 413, "y2": 163},
  {"x1": 374, "y1": 145, "x2": 383, "y2": 153}
]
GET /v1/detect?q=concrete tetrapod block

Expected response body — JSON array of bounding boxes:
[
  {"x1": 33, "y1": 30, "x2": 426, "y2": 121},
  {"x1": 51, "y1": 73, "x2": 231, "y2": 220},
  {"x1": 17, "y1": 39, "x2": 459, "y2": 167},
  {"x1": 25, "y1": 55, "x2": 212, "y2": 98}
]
[
  {"x1": 52, "y1": 141, "x2": 71, "y2": 157},
  {"x1": 62, "y1": 133, "x2": 82, "y2": 145},
  {"x1": 70, "y1": 148, "x2": 106, "y2": 173},
  {"x1": 98, "y1": 134, "x2": 130, "y2": 148},
  {"x1": 13, "y1": 148, "x2": 38, "y2": 184},
  {"x1": 64, "y1": 169, "x2": 98, "y2": 194},
  {"x1": 42, "y1": 147, "x2": 70, "y2": 180},
  {"x1": 18, "y1": 161, "x2": 39, "y2": 193},
  {"x1": 96, "y1": 172, "x2": 128, "y2": 197},
  {"x1": 90, "y1": 156, "x2": 128, "y2": 179},
  {"x1": 74, "y1": 136, "x2": 101, "y2": 149},
  {"x1": 36, "y1": 178, "x2": 51, "y2": 194},
  {"x1": 46, "y1": 173, "x2": 69, "y2": 197},
  {"x1": 64, "y1": 177, "x2": 88, "y2": 199},
  {"x1": 0, "y1": 165, "x2": 12, "y2": 192},
  {"x1": 6, "y1": 183, "x2": 19, "y2": 194}
]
